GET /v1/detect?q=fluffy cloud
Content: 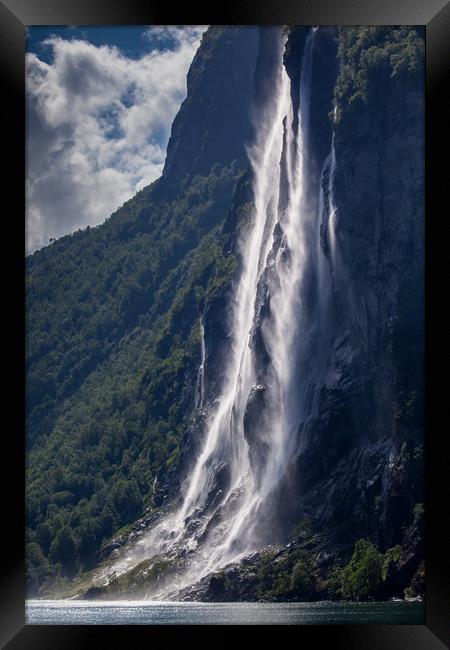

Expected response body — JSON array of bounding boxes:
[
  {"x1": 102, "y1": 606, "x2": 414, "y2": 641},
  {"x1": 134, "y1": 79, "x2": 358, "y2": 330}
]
[{"x1": 26, "y1": 26, "x2": 206, "y2": 253}]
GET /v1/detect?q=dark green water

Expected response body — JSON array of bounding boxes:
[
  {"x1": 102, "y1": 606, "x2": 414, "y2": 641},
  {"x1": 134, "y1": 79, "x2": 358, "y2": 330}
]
[{"x1": 26, "y1": 600, "x2": 424, "y2": 625}]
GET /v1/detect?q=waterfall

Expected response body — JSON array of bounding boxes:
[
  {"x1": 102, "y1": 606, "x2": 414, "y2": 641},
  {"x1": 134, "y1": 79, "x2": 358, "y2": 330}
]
[
  {"x1": 99, "y1": 27, "x2": 339, "y2": 599},
  {"x1": 327, "y1": 127, "x2": 338, "y2": 263},
  {"x1": 319, "y1": 113, "x2": 341, "y2": 291},
  {"x1": 194, "y1": 319, "x2": 205, "y2": 410},
  {"x1": 199, "y1": 29, "x2": 319, "y2": 562}
]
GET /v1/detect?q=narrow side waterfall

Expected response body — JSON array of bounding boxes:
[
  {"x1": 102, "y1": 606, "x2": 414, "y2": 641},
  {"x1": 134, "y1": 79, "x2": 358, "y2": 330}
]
[
  {"x1": 99, "y1": 27, "x2": 340, "y2": 598},
  {"x1": 323, "y1": 125, "x2": 338, "y2": 265},
  {"x1": 194, "y1": 319, "x2": 206, "y2": 410}
]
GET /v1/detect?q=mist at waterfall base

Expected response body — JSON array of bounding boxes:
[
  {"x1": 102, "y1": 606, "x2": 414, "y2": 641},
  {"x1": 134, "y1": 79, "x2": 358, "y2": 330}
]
[{"x1": 91, "y1": 27, "x2": 344, "y2": 600}]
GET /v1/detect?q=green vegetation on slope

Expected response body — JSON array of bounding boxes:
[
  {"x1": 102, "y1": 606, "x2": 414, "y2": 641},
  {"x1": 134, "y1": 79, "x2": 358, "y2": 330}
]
[
  {"x1": 26, "y1": 162, "x2": 244, "y2": 594},
  {"x1": 334, "y1": 26, "x2": 424, "y2": 121}
]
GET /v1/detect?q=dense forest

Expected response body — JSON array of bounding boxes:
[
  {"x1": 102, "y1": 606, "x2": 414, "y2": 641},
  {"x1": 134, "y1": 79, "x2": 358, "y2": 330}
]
[
  {"x1": 26, "y1": 161, "x2": 246, "y2": 590},
  {"x1": 26, "y1": 26, "x2": 424, "y2": 601}
]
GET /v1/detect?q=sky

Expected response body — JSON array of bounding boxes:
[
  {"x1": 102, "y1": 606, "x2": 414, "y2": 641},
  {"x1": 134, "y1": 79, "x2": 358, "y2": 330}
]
[{"x1": 26, "y1": 25, "x2": 207, "y2": 254}]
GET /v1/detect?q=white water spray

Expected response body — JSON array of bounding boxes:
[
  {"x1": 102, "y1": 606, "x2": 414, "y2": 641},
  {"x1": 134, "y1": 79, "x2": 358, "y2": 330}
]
[
  {"x1": 328, "y1": 129, "x2": 338, "y2": 262},
  {"x1": 194, "y1": 319, "x2": 206, "y2": 410}
]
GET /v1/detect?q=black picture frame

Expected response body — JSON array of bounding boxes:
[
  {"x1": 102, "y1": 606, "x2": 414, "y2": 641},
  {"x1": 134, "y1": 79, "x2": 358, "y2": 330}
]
[{"x1": 1, "y1": 0, "x2": 449, "y2": 646}]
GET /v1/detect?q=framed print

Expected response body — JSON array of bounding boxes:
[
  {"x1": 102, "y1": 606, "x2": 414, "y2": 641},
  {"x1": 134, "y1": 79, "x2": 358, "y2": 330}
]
[{"x1": 1, "y1": 0, "x2": 449, "y2": 647}]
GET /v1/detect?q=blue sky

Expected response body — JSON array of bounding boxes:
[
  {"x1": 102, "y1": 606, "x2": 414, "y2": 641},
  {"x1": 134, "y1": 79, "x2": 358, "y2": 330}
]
[
  {"x1": 26, "y1": 26, "x2": 206, "y2": 253},
  {"x1": 26, "y1": 25, "x2": 196, "y2": 64}
]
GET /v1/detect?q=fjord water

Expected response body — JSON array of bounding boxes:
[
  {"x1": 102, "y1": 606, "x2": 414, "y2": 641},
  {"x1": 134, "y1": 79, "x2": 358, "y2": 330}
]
[
  {"x1": 26, "y1": 600, "x2": 425, "y2": 625},
  {"x1": 95, "y1": 27, "x2": 339, "y2": 599}
]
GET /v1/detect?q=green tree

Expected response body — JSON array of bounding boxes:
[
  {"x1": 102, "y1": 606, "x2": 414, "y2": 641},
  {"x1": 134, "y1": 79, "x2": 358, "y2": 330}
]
[
  {"x1": 99, "y1": 505, "x2": 115, "y2": 539},
  {"x1": 35, "y1": 521, "x2": 52, "y2": 555},
  {"x1": 78, "y1": 519, "x2": 103, "y2": 565},
  {"x1": 26, "y1": 543, "x2": 49, "y2": 593},
  {"x1": 111, "y1": 479, "x2": 143, "y2": 523},
  {"x1": 48, "y1": 526, "x2": 77, "y2": 573},
  {"x1": 290, "y1": 552, "x2": 316, "y2": 595},
  {"x1": 382, "y1": 545, "x2": 402, "y2": 581},
  {"x1": 341, "y1": 539, "x2": 383, "y2": 600}
]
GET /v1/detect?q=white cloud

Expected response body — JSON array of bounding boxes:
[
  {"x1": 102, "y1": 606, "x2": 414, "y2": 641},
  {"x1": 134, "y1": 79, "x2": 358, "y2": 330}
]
[
  {"x1": 143, "y1": 25, "x2": 206, "y2": 47},
  {"x1": 26, "y1": 26, "x2": 207, "y2": 253}
]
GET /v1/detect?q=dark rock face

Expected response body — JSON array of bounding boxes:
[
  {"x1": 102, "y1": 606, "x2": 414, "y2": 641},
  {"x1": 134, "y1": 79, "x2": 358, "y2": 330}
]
[
  {"x1": 285, "y1": 26, "x2": 338, "y2": 184},
  {"x1": 283, "y1": 27, "x2": 425, "y2": 556},
  {"x1": 243, "y1": 383, "x2": 270, "y2": 478},
  {"x1": 409, "y1": 561, "x2": 425, "y2": 597},
  {"x1": 162, "y1": 27, "x2": 259, "y2": 188},
  {"x1": 151, "y1": 27, "x2": 425, "y2": 588},
  {"x1": 384, "y1": 508, "x2": 424, "y2": 596}
]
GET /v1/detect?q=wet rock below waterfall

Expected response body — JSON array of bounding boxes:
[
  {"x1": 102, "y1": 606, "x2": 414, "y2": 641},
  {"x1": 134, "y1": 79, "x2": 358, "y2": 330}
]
[{"x1": 243, "y1": 384, "x2": 270, "y2": 476}]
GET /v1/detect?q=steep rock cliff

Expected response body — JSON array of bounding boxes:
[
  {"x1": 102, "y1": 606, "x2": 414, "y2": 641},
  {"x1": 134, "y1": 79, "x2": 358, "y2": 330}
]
[
  {"x1": 162, "y1": 26, "x2": 259, "y2": 188},
  {"x1": 292, "y1": 26, "x2": 424, "y2": 550},
  {"x1": 26, "y1": 26, "x2": 425, "y2": 600}
]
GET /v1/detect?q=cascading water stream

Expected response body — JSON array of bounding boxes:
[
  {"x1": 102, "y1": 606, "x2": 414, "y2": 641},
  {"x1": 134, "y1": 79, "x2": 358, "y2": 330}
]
[
  {"x1": 327, "y1": 126, "x2": 338, "y2": 264},
  {"x1": 200, "y1": 29, "x2": 319, "y2": 566},
  {"x1": 95, "y1": 31, "x2": 292, "y2": 588},
  {"x1": 194, "y1": 319, "x2": 206, "y2": 410},
  {"x1": 98, "y1": 27, "x2": 340, "y2": 599},
  {"x1": 171, "y1": 38, "x2": 291, "y2": 537}
]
